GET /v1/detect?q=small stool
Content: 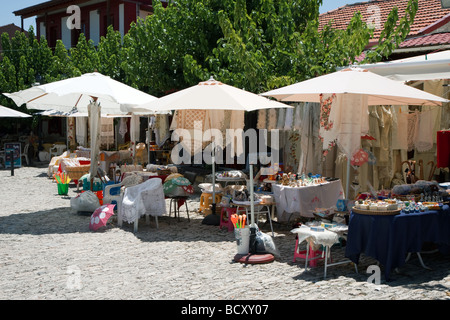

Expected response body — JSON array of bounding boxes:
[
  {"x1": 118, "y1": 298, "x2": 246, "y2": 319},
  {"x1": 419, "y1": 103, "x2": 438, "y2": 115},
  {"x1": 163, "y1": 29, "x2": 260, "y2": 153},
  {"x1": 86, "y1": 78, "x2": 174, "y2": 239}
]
[
  {"x1": 199, "y1": 192, "x2": 222, "y2": 213},
  {"x1": 220, "y1": 207, "x2": 236, "y2": 232},
  {"x1": 168, "y1": 196, "x2": 190, "y2": 222},
  {"x1": 293, "y1": 237, "x2": 325, "y2": 267}
]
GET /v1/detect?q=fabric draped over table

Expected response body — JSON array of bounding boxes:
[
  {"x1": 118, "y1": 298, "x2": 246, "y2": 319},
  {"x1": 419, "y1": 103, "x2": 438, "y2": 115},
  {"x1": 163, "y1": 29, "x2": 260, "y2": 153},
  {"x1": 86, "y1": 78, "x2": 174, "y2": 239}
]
[{"x1": 272, "y1": 180, "x2": 345, "y2": 221}]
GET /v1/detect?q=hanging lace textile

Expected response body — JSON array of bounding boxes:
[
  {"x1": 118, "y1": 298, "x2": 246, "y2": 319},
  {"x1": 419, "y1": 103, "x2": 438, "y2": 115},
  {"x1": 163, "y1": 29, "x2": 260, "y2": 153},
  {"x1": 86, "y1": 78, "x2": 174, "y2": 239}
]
[
  {"x1": 391, "y1": 106, "x2": 408, "y2": 150},
  {"x1": 76, "y1": 116, "x2": 88, "y2": 147},
  {"x1": 376, "y1": 106, "x2": 392, "y2": 164},
  {"x1": 155, "y1": 114, "x2": 171, "y2": 147},
  {"x1": 406, "y1": 110, "x2": 419, "y2": 152},
  {"x1": 267, "y1": 108, "x2": 277, "y2": 130},
  {"x1": 257, "y1": 109, "x2": 267, "y2": 129},
  {"x1": 88, "y1": 101, "x2": 101, "y2": 180},
  {"x1": 67, "y1": 117, "x2": 76, "y2": 151},
  {"x1": 293, "y1": 103, "x2": 303, "y2": 131},
  {"x1": 284, "y1": 107, "x2": 294, "y2": 130},
  {"x1": 298, "y1": 102, "x2": 322, "y2": 174},
  {"x1": 319, "y1": 93, "x2": 369, "y2": 159},
  {"x1": 130, "y1": 115, "x2": 140, "y2": 159},
  {"x1": 415, "y1": 109, "x2": 434, "y2": 152},
  {"x1": 100, "y1": 117, "x2": 114, "y2": 149},
  {"x1": 119, "y1": 117, "x2": 128, "y2": 139}
]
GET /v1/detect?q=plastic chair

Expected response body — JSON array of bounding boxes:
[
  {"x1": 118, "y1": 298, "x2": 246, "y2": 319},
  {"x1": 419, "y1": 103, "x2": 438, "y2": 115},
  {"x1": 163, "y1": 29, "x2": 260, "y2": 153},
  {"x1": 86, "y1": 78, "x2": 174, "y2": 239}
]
[
  {"x1": 49, "y1": 144, "x2": 66, "y2": 158},
  {"x1": 199, "y1": 192, "x2": 222, "y2": 213}
]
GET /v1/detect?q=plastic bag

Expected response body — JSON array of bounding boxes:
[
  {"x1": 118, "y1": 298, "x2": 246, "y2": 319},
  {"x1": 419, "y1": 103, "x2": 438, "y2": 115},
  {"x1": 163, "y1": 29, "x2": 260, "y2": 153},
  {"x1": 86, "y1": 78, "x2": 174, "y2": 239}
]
[
  {"x1": 70, "y1": 191, "x2": 100, "y2": 213},
  {"x1": 254, "y1": 226, "x2": 280, "y2": 257}
]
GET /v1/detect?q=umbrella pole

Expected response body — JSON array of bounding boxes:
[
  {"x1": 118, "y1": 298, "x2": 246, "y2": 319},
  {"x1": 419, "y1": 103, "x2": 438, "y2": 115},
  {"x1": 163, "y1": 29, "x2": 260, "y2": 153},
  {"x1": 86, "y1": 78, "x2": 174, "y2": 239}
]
[
  {"x1": 346, "y1": 158, "x2": 350, "y2": 200},
  {"x1": 249, "y1": 164, "x2": 256, "y2": 254},
  {"x1": 211, "y1": 140, "x2": 216, "y2": 214}
]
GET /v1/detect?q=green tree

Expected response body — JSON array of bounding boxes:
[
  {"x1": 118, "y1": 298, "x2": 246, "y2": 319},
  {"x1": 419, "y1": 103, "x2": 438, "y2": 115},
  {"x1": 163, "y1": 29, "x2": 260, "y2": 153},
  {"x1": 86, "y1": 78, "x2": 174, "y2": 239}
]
[
  {"x1": 97, "y1": 25, "x2": 126, "y2": 82},
  {"x1": 70, "y1": 33, "x2": 100, "y2": 74}
]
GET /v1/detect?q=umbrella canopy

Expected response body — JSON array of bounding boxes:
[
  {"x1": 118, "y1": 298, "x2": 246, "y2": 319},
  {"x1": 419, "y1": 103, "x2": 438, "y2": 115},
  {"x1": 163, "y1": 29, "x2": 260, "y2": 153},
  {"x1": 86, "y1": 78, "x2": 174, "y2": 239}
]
[
  {"x1": 4, "y1": 72, "x2": 159, "y2": 115},
  {"x1": 132, "y1": 77, "x2": 291, "y2": 230},
  {"x1": 261, "y1": 68, "x2": 448, "y2": 106},
  {"x1": 3, "y1": 72, "x2": 160, "y2": 189},
  {"x1": 89, "y1": 204, "x2": 115, "y2": 231},
  {"x1": 356, "y1": 49, "x2": 450, "y2": 81},
  {"x1": 0, "y1": 105, "x2": 31, "y2": 118},
  {"x1": 129, "y1": 77, "x2": 290, "y2": 112}
]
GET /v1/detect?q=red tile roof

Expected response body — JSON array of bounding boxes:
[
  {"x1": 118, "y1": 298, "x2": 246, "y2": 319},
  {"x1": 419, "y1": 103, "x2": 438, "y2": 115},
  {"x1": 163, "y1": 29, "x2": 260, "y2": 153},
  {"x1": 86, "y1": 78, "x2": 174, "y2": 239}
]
[
  {"x1": 319, "y1": 0, "x2": 450, "y2": 42},
  {"x1": 399, "y1": 32, "x2": 450, "y2": 48}
]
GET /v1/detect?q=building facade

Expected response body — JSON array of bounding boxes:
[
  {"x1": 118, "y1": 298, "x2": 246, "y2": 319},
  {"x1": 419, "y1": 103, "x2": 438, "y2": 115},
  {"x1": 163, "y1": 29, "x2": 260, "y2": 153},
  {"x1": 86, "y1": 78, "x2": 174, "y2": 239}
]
[
  {"x1": 319, "y1": 0, "x2": 450, "y2": 60},
  {"x1": 14, "y1": 0, "x2": 165, "y2": 49}
]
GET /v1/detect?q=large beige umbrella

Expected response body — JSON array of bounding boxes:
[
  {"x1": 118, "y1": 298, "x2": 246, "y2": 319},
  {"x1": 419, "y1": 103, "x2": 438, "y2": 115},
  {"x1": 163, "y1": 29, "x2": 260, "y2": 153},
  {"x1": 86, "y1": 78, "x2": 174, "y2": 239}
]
[
  {"x1": 4, "y1": 72, "x2": 159, "y2": 189},
  {"x1": 262, "y1": 67, "x2": 448, "y2": 198},
  {"x1": 133, "y1": 77, "x2": 291, "y2": 251},
  {"x1": 0, "y1": 105, "x2": 31, "y2": 118}
]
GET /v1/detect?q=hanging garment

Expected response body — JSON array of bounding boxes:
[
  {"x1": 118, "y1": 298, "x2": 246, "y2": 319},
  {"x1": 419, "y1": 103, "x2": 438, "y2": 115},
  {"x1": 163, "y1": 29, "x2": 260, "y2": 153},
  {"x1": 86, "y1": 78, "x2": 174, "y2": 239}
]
[
  {"x1": 267, "y1": 108, "x2": 277, "y2": 130},
  {"x1": 298, "y1": 102, "x2": 322, "y2": 174},
  {"x1": 284, "y1": 107, "x2": 294, "y2": 131},
  {"x1": 100, "y1": 117, "x2": 114, "y2": 149},
  {"x1": 293, "y1": 103, "x2": 303, "y2": 131},
  {"x1": 377, "y1": 106, "x2": 392, "y2": 164},
  {"x1": 391, "y1": 106, "x2": 408, "y2": 150},
  {"x1": 415, "y1": 109, "x2": 434, "y2": 152},
  {"x1": 76, "y1": 116, "x2": 88, "y2": 147},
  {"x1": 257, "y1": 109, "x2": 267, "y2": 129},
  {"x1": 437, "y1": 130, "x2": 450, "y2": 168},
  {"x1": 277, "y1": 108, "x2": 286, "y2": 130},
  {"x1": 406, "y1": 110, "x2": 419, "y2": 152},
  {"x1": 155, "y1": 114, "x2": 171, "y2": 147},
  {"x1": 119, "y1": 117, "x2": 128, "y2": 139},
  {"x1": 320, "y1": 93, "x2": 369, "y2": 159},
  {"x1": 424, "y1": 80, "x2": 443, "y2": 141}
]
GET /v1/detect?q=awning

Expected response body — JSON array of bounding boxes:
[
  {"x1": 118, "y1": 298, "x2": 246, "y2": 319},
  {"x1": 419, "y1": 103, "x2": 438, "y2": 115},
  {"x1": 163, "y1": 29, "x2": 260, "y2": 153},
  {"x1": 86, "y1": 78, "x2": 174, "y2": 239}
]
[{"x1": 354, "y1": 50, "x2": 450, "y2": 81}]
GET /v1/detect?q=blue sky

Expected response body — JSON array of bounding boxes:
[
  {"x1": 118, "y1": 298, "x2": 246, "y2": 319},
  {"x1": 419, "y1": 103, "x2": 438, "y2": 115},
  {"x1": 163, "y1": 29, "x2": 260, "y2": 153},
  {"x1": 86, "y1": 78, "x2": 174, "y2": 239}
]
[{"x1": 1, "y1": 1, "x2": 365, "y2": 31}]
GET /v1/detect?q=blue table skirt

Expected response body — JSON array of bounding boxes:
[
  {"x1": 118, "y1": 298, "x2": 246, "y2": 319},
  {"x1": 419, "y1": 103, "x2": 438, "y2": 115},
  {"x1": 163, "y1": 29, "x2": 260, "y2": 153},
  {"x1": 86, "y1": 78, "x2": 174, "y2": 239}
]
[{"x1": 345, "y1": 205, "x2": 450, "y2": 281}]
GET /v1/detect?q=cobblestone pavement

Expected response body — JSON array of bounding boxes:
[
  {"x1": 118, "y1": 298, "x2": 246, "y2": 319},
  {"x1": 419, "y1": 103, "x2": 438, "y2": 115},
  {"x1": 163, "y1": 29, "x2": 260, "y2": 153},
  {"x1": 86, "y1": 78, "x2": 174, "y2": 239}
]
[{"x1": 0, "y1": 167, "x2": 449, "y2": 301}]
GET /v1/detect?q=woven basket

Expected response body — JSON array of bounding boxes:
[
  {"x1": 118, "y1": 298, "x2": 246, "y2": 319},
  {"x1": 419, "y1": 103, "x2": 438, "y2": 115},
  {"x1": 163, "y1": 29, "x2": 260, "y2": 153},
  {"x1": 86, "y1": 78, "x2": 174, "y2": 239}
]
[
  {"x1": 65, "y1": 165, "x2": 91, "y2": 180},
  {"x1": 352, "y1": 207, "x2": 401, "y2": 216}
]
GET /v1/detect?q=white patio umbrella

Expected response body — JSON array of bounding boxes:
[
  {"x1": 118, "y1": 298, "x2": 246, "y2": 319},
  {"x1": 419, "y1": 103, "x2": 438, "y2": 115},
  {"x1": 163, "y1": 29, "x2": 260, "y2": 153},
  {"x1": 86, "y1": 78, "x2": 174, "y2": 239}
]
[
  {"x1": 262, "y1": 67, "x2": 448, "y2": 198},
  {"x1": 0, "y1": 105, "x2": 32, "y2": 118},
  {"x1": 133, "y1": 77, "x2": 291, "y2": 239},
  {"x1": 3, "y1": 72, "x2": 160, "y2": 189}
]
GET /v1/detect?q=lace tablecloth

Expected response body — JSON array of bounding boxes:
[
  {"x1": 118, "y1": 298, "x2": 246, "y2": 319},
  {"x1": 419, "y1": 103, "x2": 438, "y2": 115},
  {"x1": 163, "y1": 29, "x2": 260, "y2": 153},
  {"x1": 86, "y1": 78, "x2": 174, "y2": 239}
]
[
  {"x1": 291, "y1": 225, "x2": 339, "y2": 251},
  {"x1": 272, "y1": 179, "x2": 344, "y2": 221}
]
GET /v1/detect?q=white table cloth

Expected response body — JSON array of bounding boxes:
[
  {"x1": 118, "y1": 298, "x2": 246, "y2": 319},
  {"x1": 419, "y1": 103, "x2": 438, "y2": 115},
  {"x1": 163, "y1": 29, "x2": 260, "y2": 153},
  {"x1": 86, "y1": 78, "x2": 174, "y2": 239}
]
[{"x1": 272, "y1": 179, "x2": 344, "y2": 221}]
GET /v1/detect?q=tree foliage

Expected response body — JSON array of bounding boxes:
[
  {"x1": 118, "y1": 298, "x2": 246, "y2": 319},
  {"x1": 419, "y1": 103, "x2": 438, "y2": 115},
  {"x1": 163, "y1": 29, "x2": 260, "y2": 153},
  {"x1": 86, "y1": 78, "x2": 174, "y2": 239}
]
[{"x1": 0, "y1": 0, "x2": 419, "y2": 109}]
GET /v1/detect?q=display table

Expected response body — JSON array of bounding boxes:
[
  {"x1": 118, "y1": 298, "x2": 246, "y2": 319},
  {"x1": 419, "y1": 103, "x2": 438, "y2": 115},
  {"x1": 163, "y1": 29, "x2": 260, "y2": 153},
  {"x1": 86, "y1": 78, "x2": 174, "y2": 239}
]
[
  {"x1": 345, "y1": 205, "x2": 450, "y2": 281},
  {"x1": 272, "y1": 180, "x2": 345, "y2": 221},
  {"x1": 291, "y1": 225, "x2": 356, "y2": 279}
]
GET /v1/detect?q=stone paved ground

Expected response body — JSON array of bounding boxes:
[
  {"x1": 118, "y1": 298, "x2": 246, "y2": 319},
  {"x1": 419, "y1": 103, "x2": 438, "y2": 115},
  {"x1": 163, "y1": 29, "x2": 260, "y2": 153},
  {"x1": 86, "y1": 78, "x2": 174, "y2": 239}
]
[{"x1": 0, "y1": 166, "x2": 449, "y2": 302}]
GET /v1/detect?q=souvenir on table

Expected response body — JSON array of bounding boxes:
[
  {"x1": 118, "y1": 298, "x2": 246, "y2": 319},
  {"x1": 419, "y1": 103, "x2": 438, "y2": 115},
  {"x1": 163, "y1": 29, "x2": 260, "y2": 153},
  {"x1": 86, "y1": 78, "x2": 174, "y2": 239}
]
[{"x1": 353, "y1": 199, "x2": 401, "y2": 215}]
